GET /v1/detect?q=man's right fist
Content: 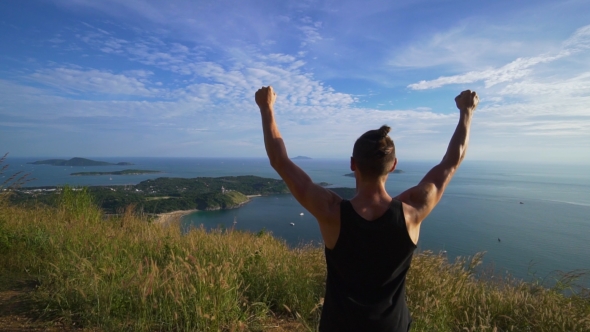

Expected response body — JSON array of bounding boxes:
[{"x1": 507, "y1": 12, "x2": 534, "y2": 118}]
[
  {"x1": 255, "y1": 86, "x2": 277, "y2": 111},
  {"x1": 455, "y1": 90, "x2": 479, "y2": 113}
]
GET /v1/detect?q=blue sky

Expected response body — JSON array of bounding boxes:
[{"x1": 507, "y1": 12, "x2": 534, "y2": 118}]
[{"x1": 1, "y1": 0, "x2": 589, "y2": 163}]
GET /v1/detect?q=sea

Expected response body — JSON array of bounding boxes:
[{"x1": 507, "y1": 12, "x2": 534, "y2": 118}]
[{"x1": 4, "y1": 157, "x2": 590, "y2": 287}]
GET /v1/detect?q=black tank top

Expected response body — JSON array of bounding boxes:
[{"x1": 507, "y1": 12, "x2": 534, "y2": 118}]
[{"x1": 319, "y1": 199, "x2": 417, "y2": 332}]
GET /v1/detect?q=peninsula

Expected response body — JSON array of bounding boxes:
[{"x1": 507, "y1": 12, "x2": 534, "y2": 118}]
[
  {"x1": 71, "y1": 169, "x2": 161, "y2": 176},
  {"x1": 28, "y1": 157, "x2": 134, "y2": 166},
  {"x1": 13, "y1": 175, "x2": 357, "y2": 214},
  {"x1": 13, "y1": 176, "x2": 289, "y2": 214}
]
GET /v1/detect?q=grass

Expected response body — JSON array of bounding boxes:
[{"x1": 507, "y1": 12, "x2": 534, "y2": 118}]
[{"x1": 0, "y1": 187, "x2": 589, "y2": 331}]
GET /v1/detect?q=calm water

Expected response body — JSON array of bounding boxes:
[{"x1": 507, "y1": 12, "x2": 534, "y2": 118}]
[{"x1": 5, "y1": 157, "x2": 590, "y2": 284}]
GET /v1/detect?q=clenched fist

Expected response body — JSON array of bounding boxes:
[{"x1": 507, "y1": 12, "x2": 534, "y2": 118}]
[
  {"x1": 255, "y1": 86, "x2": 277, "y2": 111},
  {"x1": 455, "y1": 90, "x2": 479, "y2": 114}
]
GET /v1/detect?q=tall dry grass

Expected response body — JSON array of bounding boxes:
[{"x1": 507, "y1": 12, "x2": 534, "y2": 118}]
[
  {"x1": 0, "y1": 187, "x2": 588, "y2": 331},
  {"x1": 0, "y1": 187, "x2": 324, "y2": 331},
  {"x1": 407, "y1": 252, "x2": 590, "y2": 331}
]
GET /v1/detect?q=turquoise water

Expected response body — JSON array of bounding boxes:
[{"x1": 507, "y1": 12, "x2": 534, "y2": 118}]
[{"x1": 5, "y1": 157, "x2": 590, "y2": 284}]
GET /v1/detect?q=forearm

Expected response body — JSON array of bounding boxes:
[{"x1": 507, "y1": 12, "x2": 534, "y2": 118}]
[
  {"x1": 442, "y1": 112, "x2": 472, "y2": 167},
  {"x1": 260, "y1": 108, "x2": 289, "y2": 168}
]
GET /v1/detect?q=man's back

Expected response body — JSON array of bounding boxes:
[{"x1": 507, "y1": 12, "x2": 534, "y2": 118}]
[{"x1": 320, "y1": 199, "x2": 416, "y2": 332}]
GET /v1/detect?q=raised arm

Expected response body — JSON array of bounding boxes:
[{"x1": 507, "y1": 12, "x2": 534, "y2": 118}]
[
  {"x1": 255, "y1": 86, "x2": 341, "y2": 224},
  {"x1": 396, "y1": 90, "x2": 478, "y2": 231}
]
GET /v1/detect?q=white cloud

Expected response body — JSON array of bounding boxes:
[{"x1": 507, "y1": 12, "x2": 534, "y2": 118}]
[
  {"x1": 498, "y1": 72, "x2": 590, "y2": 99},
  {"x1": 299, "y1": 17, "x2": 323, "y2": 47},
  {"x1": 390, "y1": 26, "x2": 536, "y2": 70},
  {"x1": 28, "y1": 68, "x2": 160, "y2": 96},
  {"x1": 408, "y1": 24, "x2": 590, "y2": 90},
  {"x1": 73, "y1": 25, "x2": 355, "y2": 112},
  {"x1": 397, "y1": 23, "x2": 590, "y2": 160}
]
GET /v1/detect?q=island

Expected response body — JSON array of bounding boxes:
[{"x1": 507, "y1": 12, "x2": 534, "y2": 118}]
[
  {"x1": 28, "y1": 157, "x2": 134, "y2": 166},
  {"x1": 12, "y1": 175, "x2": 357, "y2": 214},
  {"x1": 71, "y1": 169, "x2": 161, "y2": 176},
  {"x1": 344, "y1": 170, "x2": 403, "y2": 178},
  {"x1": 291, "y1": 156, "x2": 312, "y2": 160}
]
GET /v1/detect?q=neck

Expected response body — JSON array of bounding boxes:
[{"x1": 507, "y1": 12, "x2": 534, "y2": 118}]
[{"x1": 354, "y1": 175, "x2": 391, "y2": 202}]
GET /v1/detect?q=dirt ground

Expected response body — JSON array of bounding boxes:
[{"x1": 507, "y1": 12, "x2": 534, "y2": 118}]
[{"x1": 0, "y1": 278, "x2": 87, "y2": 332}]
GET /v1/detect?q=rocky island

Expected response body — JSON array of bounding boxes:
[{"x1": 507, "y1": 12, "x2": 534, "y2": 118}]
[
  {"x1": 28, "y1": 157, "x2": 134, "y2": 166},
  {"x1": 71, "y1": 169, "x2": 161, "y2": 176},
  {"x1": 291, "y1": 156, "x2": 312, "y2": 160}
]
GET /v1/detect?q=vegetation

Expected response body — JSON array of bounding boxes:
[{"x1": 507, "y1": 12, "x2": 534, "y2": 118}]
[
  {"x1": 71, "y1": 169, "x2": 161, "y2": 176},
  {"x1": 1, "y1": 188, "x2": 588, "y2": 331},
  {"x1": 10, "y1": 176, "x2": 291, "y2": 214},
  {"x1": 134, "y1": 176, "x2": 290, "y2": 196}
]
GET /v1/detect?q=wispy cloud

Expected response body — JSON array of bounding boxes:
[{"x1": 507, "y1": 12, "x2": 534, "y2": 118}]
[
  {"x1": 29, "y1": 68, "x2": 160, "y2": 96},
  {"x1": 408, "y1": 25, "x2": 590, "y2": 90},
  {"x1": 299, "y1": 17, "x2": 323, "y2": 47}
]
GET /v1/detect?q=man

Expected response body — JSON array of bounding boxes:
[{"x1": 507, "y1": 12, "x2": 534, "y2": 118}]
[{"x1": 255, "y1": 87, "x2": 478, "y2": 331}]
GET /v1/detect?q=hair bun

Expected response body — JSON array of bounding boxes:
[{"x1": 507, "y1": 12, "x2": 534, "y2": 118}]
[{"x1": 378, "y1": 125, "x2": 391, "y2": 138}]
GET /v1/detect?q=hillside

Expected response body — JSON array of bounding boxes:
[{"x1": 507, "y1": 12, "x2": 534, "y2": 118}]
[{"x1": 12, "y1": 175, "x2": 358, "y2": 214}]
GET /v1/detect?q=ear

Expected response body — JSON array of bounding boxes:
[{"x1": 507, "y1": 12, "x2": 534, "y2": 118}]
[
  {"x1": 389, "y1": 158, "x2": 398, "y2": 173},
  {"x1": 350, "y1": 157, "x2": 356, "y2": 171}
]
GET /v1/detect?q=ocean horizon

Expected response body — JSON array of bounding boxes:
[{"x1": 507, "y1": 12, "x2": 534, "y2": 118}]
[{"x1": 4, "y1": 156, "x2": 590, "y2": 287}]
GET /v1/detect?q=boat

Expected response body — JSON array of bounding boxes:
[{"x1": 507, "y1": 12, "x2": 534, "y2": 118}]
[
  {"x1": 290, "y1": 222, "x2": 295, "y2": 226},
  {"x1": 300, "y1": 212, "x2": 304, "y2": 216}
]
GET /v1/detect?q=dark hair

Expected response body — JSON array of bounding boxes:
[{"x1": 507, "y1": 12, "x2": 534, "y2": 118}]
[{"x1": 352, "y1": 125, "x2": 396, "y2": 179}]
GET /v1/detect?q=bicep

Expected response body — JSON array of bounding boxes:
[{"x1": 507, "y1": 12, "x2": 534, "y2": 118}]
[
  {"x1": 273, "y1": 159, "x2": 341, "y2": 220},
  {"x1": 397, "y1": 162, "x2": 457, "y2": 224}
]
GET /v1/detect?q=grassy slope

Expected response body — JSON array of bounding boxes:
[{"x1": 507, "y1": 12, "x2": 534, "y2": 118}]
[{"x1": 0, "y1": 188, "x2": 588, "y2": 331}]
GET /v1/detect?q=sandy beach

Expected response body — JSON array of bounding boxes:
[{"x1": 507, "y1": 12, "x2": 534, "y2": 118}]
[
  {"x1": 155, "y1": 209, "x2": 198, "y2": 225},
  {"x1": 154, "y1": 195, "x2": 260, "y2": 225}
]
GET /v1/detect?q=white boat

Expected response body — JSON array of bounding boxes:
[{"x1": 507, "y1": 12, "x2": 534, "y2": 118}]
[
  {"x1": 290, "y1": 222, "x2": 295, "y2": 226},
  {"x1": 299, "y1": 212, "x2": 304, "y2": 216}
]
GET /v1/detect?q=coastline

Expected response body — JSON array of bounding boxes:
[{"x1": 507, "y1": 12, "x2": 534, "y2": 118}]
[
  {"x1": 155, "y1": 209, "x2": 198, "y2": 225},
  {"x1": 154, "y1": 195, "x2": 261, "y2": 225}
]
